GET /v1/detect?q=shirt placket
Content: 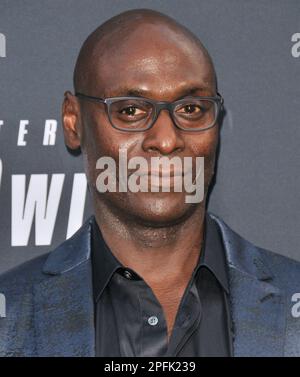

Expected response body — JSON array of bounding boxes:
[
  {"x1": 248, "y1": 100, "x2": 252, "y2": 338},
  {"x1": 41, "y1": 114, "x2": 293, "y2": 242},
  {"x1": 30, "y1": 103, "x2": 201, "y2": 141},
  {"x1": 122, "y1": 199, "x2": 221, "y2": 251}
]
[
  {"x1": 139, "y1": 283, "x2": 169, "y2": 357},
  {"x1": 166, "y1": 280, "x2": 202, "y2": 356}
]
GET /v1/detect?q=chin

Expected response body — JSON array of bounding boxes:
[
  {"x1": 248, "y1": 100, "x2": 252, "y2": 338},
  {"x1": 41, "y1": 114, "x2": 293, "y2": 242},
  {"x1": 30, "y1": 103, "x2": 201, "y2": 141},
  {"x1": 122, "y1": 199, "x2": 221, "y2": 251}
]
[{"x1": 124, "y1": 191, "x2": 198, "y2": 227}]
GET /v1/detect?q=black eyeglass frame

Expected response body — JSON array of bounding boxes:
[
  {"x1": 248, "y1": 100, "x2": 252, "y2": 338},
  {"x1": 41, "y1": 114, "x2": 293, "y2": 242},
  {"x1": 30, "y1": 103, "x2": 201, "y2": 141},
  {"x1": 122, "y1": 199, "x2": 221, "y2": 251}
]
[{"x1": 75, "y1": 91, "x2": 224, "y2": 132}]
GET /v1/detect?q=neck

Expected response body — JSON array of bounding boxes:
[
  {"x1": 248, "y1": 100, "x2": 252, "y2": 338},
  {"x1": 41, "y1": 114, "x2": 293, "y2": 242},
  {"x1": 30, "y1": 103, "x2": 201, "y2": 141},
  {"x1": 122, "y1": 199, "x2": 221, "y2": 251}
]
[{"x1": 92, "y1": 197, "x2": 206, "y2": 287}]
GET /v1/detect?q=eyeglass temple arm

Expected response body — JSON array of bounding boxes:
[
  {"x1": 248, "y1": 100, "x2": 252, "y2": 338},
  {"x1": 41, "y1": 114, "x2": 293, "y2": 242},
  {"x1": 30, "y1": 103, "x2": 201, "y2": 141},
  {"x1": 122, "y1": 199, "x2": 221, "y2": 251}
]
[
  {"x1": 75, "y1": 92, "x2": 105, "y2": 103},
  {"x1": 216, "y1": 92, "x2": 224, "y2": 105}
]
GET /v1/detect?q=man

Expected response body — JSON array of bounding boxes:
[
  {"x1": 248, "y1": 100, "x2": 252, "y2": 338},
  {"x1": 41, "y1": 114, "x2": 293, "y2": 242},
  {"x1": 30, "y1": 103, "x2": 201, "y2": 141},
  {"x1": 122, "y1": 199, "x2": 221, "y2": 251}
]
[{"x1": 0, "y1": 8, "x2": 300, "y2": 357}]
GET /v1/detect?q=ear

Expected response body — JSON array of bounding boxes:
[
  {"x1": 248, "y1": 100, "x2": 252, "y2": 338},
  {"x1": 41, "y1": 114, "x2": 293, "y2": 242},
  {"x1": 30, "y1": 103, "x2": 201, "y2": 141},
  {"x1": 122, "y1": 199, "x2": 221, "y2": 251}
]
[{"x1": 62, "y1": 91, "x2": 82, "y2": 150}]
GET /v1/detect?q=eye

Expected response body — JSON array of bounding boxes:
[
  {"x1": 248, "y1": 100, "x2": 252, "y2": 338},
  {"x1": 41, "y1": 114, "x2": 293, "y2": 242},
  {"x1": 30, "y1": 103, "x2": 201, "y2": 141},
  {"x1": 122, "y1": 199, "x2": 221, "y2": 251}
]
[
  {"x1": 112, "y1": 100, "x2": 152, "y2": 124},
  {"x1": 175, "y1": 99, "x2": 213, "y2": 120},
  {"x1": 176, "y1": 102, "x2": 205, "y2": 118},
  {"x1": 119, "y1": 106, "x2": 146, "y2": 117},
  {"x1": 177, "y1": 103, "x2": 202, "y2": 115}
]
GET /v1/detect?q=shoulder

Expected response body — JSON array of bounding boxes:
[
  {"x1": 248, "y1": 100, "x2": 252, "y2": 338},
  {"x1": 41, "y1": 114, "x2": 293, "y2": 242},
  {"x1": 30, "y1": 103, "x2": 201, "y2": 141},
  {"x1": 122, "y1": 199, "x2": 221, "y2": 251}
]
[
  {"x1": 0, "y1": 252, "x2": 50, "y2": 297},
  {"x1": 0, "y1": 215, "x2": 95, "y2": 295},
  {"x1": 0, "y1": 253, "x2": 51, "y2": 356},
  {"x1": 0, "y1": 216, "x2": 94, "y2": 356},
  {"x1": 208, "y1": 211, "x2": 300, "y2": 290}
]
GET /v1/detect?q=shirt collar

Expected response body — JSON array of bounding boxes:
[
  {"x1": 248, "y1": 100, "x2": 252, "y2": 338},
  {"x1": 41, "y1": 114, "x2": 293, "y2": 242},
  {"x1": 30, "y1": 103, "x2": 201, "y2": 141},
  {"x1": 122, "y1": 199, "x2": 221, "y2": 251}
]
[
  {"x1": 197, "y1": 212, "x2": 229, "y2": 294},
  {"x1": 91, "y1": 217, "x2": 123, "y2": 302},
  {"x1": 91, "y1": 212, "x2": 229, "y2": 302}
]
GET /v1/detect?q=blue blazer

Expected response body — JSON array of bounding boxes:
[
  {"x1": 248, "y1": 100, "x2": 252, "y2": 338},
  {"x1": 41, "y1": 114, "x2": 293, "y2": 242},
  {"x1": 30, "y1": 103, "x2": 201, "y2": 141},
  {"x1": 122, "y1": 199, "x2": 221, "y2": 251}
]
[{"x1": 0, "y1": 212, "x2": 300, "y2": 356}]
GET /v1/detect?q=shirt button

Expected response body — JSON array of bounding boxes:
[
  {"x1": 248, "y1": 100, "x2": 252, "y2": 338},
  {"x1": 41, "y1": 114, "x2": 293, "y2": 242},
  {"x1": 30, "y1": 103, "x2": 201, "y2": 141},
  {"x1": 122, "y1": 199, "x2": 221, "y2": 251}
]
[
  {"x1": 148, "y1": 316, "x2": 159, "y2": 326},
  {"x1": 123, "y1": 270, "x2": 133, "y2": 280}
]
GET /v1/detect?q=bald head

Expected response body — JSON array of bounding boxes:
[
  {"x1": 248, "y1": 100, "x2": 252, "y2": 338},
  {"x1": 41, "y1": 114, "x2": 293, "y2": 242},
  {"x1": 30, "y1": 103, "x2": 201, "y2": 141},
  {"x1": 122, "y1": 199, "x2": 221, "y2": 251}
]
[{"x1": 73, "y1": 8, "x2": 217, "y2": 95}]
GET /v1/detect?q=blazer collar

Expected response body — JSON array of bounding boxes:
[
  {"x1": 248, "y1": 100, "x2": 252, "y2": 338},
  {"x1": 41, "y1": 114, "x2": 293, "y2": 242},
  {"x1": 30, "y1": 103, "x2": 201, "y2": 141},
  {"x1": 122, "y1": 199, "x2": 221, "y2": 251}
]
[
  {"x1": 208, "y1": 212, "x2": 273, "y2": 281},
  {"x1": 42, "y1": 216, "x2": 94, "y2": 275},
  {"x1": 42, "y1": 213, "x2": 273, "y2": 281}
]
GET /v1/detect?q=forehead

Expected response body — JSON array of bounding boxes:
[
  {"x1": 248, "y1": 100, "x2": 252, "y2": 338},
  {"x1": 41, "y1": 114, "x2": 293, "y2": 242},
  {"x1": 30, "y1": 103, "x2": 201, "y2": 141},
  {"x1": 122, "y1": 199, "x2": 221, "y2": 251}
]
[{"x1": 88, "y1": 24, "x2": 215, "y2": 99}]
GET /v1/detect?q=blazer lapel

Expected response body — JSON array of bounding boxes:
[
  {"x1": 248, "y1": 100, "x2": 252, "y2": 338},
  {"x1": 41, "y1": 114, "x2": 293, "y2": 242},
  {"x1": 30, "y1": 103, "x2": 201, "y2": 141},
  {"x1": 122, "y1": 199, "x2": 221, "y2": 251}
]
[
  {"x1": 209, "y1": 213, "x2": 287, "y2": 357},
  {"x1": 33, "y1": 217, "x2": 95, "y2": 356},
  {"x1": 228, "y1": 266, "x2": 286, "y2": 357}
]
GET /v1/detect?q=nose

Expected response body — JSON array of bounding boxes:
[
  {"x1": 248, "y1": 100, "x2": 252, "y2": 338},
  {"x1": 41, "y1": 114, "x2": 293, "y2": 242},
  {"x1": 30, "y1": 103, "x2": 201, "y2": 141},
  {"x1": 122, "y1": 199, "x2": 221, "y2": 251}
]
[{"x1": 142, "y1": 109, "x2": 185, "y2": 155}]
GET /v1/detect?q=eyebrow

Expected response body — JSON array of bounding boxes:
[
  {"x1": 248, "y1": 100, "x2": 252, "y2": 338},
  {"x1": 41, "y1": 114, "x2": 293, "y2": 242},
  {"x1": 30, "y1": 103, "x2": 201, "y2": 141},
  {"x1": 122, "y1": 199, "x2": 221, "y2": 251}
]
[{"x1": 105, "y1": 86, "x2": 214, "y2": 99}]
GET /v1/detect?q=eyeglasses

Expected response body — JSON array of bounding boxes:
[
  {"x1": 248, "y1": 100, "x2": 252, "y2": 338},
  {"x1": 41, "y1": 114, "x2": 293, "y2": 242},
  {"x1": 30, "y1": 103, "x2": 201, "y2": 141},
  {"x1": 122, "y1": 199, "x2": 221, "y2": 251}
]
[{"x1": 75, "y1": 91, "x2": 224, "y2": 132}]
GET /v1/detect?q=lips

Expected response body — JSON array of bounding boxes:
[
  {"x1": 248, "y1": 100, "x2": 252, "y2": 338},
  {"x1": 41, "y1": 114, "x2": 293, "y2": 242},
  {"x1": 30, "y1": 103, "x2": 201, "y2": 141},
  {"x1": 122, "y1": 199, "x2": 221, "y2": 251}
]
[{"x1": 134, "y1": 170, "x2": 185, "y2": 177}]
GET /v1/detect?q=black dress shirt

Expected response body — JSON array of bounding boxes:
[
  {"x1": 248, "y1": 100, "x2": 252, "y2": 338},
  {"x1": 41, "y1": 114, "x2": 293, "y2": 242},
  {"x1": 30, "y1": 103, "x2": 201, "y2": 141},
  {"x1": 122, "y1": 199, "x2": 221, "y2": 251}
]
[{"x1": 91, "y1": 213, "x2": 233, "y2": 357}]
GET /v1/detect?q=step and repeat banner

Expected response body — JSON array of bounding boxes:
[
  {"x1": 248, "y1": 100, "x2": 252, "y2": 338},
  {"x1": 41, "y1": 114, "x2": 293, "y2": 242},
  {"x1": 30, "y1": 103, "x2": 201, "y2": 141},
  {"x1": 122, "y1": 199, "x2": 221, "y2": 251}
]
[{"x1": 0, "y1": 0, "x2": 299, "y2": 274}]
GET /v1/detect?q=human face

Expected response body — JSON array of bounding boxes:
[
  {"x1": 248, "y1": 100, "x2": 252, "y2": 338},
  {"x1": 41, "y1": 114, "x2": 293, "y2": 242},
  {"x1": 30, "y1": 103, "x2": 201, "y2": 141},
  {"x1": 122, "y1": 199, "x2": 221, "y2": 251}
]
[{"x1": 65, "y1": 23, "x2": 219, "y2": 225}]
